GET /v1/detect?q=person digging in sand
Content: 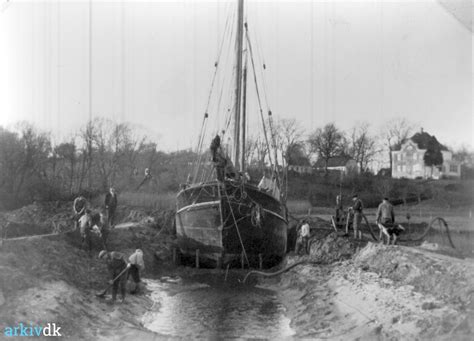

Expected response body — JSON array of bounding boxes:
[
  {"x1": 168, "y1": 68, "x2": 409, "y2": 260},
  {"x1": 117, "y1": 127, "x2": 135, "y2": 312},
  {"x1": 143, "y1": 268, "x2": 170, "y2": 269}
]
[
  {"x1": 128, "y1": 249, "x2": 145, "y2": 294},
  {"x1": 98, "y1": 250, "x2": 130, "y2": 304}
]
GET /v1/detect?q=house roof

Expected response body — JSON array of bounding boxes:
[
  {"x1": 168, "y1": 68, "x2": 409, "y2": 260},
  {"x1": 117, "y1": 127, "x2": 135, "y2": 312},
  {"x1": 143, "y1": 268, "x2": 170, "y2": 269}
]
[
  {"x1": 314, "y1": 155, "x2": 354, "y2": 168},
  {"x1": 410, "y1": 131, "x2": 448, "y2": 151},
  {"x1": 395, "y1": 131, "x2": 448, "y2": 152}
]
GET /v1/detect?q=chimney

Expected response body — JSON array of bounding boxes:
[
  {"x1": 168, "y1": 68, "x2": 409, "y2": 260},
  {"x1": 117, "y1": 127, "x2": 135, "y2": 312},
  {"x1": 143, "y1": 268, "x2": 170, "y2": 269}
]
[{"x1": 420, "y1": 127, "x2": 424, "y2": 133}]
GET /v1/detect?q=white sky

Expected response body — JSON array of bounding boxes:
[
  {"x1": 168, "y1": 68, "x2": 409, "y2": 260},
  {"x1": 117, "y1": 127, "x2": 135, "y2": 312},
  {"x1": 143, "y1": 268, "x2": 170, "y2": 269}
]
[{"x1": 0, "y1": 0, "x2": 472, "y2": 152}]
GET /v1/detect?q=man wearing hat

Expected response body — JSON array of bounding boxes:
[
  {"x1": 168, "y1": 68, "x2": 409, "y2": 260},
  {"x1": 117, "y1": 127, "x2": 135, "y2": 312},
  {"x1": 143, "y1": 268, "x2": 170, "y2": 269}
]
[
  {"x1": 376, "y1": 197, "x2": 404, "y2": 244},
  {"x1": 98, "y1": 250, "x2": 130, "y2": 303},
  {"x1": 347, "y1": 194, "x2": 363, "y2": 239},
  {"x1": 104, "y1": 187, "x2": 118, "y2": 228}
]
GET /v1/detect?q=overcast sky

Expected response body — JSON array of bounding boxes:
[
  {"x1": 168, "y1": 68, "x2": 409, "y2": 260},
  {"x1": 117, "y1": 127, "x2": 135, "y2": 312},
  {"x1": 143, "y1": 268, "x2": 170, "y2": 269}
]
[{"x1": 0, "y1": 0, "x2": 472, "y2": 154}]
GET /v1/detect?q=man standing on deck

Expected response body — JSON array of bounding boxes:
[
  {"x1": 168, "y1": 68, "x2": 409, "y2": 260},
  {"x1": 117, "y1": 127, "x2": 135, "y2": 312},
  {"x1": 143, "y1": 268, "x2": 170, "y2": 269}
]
[
  {"x1": 99, "y1": 250, "x2": 130, "y2": 304},
  {"x1": 105, "y1": 187, "x2": 118, "y2": 228}
]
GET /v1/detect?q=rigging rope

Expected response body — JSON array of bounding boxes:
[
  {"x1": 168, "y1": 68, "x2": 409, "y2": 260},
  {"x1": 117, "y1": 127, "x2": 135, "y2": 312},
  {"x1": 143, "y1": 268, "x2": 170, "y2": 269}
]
[
  {"x1": 192, "y1": 3, "x2": 235, "y2": 182},
  {"x1": 222, "y1": 184, "x2": 250, "y2": 267},
  {"x1": 192, "y1": 113, "x2": 209, "y2": 182},
  {"x1": 204, "y1": 2, "x2": 233, "y2": 115},
  {"x1": 245, "y1": 26, "x2": 274, "y2": 168},
  {"x1": 250, "y1": 28, "x2": 271, "y2": 113}
]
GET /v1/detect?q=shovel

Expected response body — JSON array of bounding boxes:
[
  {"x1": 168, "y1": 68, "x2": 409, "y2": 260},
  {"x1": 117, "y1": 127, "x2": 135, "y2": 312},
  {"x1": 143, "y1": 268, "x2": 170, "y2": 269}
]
[{"x1": 96, "y1": 264, "x2": 130, "y2": 298}]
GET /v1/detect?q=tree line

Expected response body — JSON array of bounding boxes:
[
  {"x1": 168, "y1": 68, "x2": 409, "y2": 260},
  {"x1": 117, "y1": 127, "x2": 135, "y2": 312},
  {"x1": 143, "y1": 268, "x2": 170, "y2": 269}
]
[
  {"x1": 245, "y1": 117, "x2": 473, "y2": 177},
  {"x1": 0, "y1": 117, "x2": 472, "y2": 210},
  {"x1": 245, "y1": 117, "x2": 411, "y2": 174},
  {"x1": 0, "y1": 119, "x2": 195, "y2": 209}
]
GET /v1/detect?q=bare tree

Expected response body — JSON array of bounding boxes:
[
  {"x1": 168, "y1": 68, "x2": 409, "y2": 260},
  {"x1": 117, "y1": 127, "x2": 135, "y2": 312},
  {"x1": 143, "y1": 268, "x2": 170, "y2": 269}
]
[
  {"x1": 0, "y1": 127, "x2": 24, "y2": 196},
  {"x1": 13, "y1": 123, "x2": 51, "y2": 202},
  {"x1": 308, "y1": 123, "x2": 344, "y2": 174},
  {"x1": 254, "y1": 137, "x2": 268, "y2": 170},
  {"x1": 273, "y1": 118, "x2": 305, "y2": 167},
  {"x1": 382, "y1": 118, "x2": 413, "y2": 175},
  {"x1": 347, "y1": 123, "x2": 379, "y2": 172},
  {"x1": 452, "y1": 145, "x2": 474, "y2": 165},
  {"x1": 78, "y1": 120, "x2": 96, "y2": 192},
  {"x1": 55, "y1": 140, "x2": 77, "y2": 195},
  {"x1": 244, "y1": 135, "x2": 258, "y2": 167}
]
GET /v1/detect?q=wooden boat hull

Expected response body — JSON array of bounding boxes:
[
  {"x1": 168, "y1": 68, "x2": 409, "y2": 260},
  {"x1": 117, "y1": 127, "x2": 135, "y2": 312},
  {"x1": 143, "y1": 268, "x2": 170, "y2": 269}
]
[{"x1": 176, "y1": 181, "x2": 288, "y2": 267}]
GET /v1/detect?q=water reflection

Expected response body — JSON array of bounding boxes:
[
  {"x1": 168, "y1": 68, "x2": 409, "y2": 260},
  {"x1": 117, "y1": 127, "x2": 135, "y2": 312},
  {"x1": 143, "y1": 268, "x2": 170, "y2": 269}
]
[{"x1": 142, "y1": 278, "x2": 294, "y2": 339}]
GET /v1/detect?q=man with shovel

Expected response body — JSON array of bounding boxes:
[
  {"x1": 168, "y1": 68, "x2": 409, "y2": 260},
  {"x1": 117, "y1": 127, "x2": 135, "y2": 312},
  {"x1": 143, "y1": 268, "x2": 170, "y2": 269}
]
[{"x1": 97, "y1": 250, "x2": 130, "y2": 303}]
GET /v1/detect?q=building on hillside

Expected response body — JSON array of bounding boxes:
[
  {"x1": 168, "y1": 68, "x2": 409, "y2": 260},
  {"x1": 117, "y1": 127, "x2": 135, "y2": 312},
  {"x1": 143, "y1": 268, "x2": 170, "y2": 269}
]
[
  {"x1": 314, "y1": 155, "x2": 359, "y2": 174},
  {"x1": 287, "y1": 165, "x2": 314, "y2": 174},
  {"x1": 391, "y1": 130, "x2": 461, "y2": 179}
]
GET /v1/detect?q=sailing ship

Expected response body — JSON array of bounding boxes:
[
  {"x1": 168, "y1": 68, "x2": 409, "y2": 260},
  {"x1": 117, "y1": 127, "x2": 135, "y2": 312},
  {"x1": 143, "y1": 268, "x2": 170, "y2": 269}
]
[{"x1": 175, "y1": 0, "x2": 288, "y2": 268}]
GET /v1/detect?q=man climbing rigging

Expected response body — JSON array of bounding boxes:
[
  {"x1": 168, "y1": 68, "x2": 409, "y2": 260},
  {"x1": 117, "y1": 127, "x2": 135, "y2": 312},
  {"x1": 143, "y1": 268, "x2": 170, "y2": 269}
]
[{"x1": 210, "y1": 134, "x2": 237, "y2": 181}]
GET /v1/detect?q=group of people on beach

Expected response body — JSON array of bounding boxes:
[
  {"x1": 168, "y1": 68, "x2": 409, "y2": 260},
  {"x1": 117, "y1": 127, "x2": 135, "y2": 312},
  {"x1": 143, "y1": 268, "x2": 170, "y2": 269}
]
[
  {"x1": 295, "y1": 194, "x2": 405, "y2": 255},
  {"x1": 73, "y1": 187, "x2": 118, "y2": 251},
  {"x1": 72, "y1": 187, "x2": 146, "y2": 304}
]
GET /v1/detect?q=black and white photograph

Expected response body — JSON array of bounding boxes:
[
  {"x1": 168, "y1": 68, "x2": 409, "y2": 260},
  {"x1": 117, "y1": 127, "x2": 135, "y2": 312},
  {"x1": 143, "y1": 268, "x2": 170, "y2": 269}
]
[{"x1": 0, "y1": 0, "x2": 472, "y2": 339}]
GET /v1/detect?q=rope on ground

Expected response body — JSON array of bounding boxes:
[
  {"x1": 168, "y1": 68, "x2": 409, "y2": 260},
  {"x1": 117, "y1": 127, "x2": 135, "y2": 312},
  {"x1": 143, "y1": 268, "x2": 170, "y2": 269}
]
[{"x1": 242, "y1": 260, "x2": 323, "y2": 283}]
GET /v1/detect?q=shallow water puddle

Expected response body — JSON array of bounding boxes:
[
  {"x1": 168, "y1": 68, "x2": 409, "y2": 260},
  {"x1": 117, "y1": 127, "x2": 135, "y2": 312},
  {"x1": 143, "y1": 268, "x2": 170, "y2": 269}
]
[{"x1": 142, "y1": 277, "x2": 294, "y2": 339}]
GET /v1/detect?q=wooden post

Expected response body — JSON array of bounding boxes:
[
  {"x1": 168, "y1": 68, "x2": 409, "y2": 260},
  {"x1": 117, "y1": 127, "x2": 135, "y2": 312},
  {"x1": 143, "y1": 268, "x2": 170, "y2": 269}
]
[
  {"x1": 241, "y1": 252, "x2": 245, "y2": 269},
  {"x1": 172, "y1": 248, "x2": 177, "y2": 264},
  {"x1": 258, "y1": 253, "x2": 263, "y2": 270},
  {"x1": 195, "y1": 249, "x2": 200, "y2": 268}
]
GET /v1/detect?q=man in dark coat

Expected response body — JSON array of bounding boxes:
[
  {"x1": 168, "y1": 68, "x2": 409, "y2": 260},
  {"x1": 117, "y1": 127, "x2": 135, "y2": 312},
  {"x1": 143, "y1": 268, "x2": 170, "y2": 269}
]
[
  {"x1": 104, "y1": 187, "x2": 118, "y2": 228},
  {"x1": 99, "y1": 250, "x2": 129, "y2": 303},
  {"x1": 376, "y1": 197, "x2": 404, "y2": 244},
  {"x1": 347, "y1": 194, "x2": 363, "y2": 239}
]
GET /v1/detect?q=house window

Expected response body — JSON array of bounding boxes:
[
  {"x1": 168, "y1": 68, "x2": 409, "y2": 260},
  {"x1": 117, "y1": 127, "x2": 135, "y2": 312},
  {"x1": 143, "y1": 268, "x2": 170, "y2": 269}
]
[
  {"x1": 402, "y1": 165, "x2": 406, "y2": 172},
  {"x1": 394, "y1": 154, "x2": 397, "y2": 162},
  {"x1": 449, "y1": 164, "x2": 458, "y2": 173},
  {"x1": 413, "y1": 153, "x2": 417, "y2": 160}
]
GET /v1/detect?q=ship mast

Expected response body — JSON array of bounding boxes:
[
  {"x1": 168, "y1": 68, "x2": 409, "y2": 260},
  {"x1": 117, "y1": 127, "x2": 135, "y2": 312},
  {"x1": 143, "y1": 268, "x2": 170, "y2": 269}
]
[{"x1": 232, "y1": 0, "x2": 244, "y2": 171}]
